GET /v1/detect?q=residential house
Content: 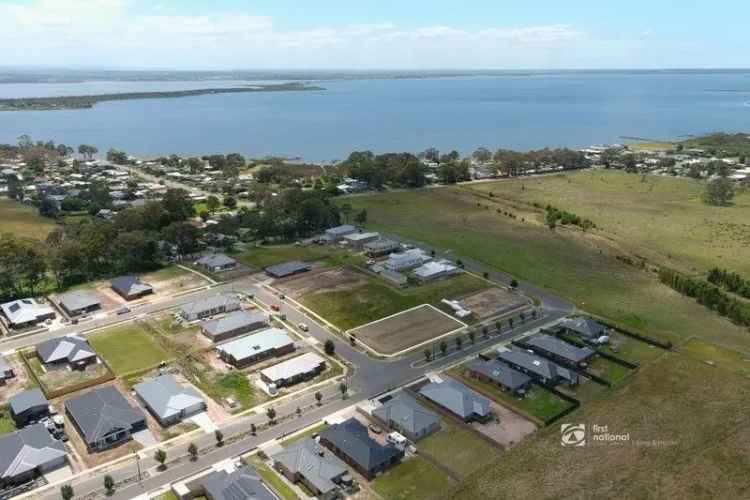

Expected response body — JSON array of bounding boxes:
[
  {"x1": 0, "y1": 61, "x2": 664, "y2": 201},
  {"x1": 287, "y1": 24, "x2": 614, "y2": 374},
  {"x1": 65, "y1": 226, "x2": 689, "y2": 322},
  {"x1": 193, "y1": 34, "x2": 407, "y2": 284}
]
[
  {"x1": 259, "y1": 352, "x2": 326, "y2": 388},
  {"x1": 195, "y1": 253, "x2": 238, "y2": 272},
  {"x1": 342, "y1": 232, "x2": 379, "y2": 249},
  {"x1": 319, "y1": 418, "x2": 404, "y2": 480},
  {"x1": 0, "y1": 298, "x2": 56, "y2": 329},
  {"x1": 64, "y1": 386, "x2": 147, "y2": 452},
  {"x1": 199, "y1": 464, "x2": 277, "y2": 500},
  {"x1": 9, "y1": 389, "x2": 49, "y2": 427},
  {"x1": 412, "y1": 260, "x2": 458, "y2": 282},
  {"x1": 363, "y1": 239, "x2": 400, "y2": 257},
  {"x1": 559, "y1": 317, "x2": 609, "y2": 342},
  {"x1": 0, "y1": 355, "x2": 14, "y2": 386},
  {"x1": 110, "y1": 276, "x2": 154, "y2": 301},
  {"x1": 273, "y1": 438, "x2": 350, "y2": 500},
  {"x1": 384, "y1": 249, "x2": 431, "y2": 271},
  {"x1": 378, "y1": 269, "x2": 408, "y2": 288},
  {"x1": 264, "y1": 261, "x2": 312, "y2": 279},
  {"x1": 466, "y1": 358, "x2": 533, "y2": 395},
  {"x1": 418, "y1": 378, "x2": 492, "y2": 423},
  {"x1": 0, "y1": 424, "x2": 67, "y2": 487},
  {"x1": 36, "y1": 335, "x2": 98, "y2": 370},
  {"x1": 496, "y1": 346, "x2": 578, "y2": 386},
  {"x1": 521, "y1": 334, "x2": 596, "y2": 366},
  {"x1": 200, "y1": 310, "x2": 268, "y2": 343},
  {"x1": 134, "y1": 374, "x2": 206, "y2": 427},
  {"x1": 179, "y1": 294, "x2": 241, "y2": 321},
  {"x1": 216, "y1": 328, "x2": 296, "y2": 368},
  {"x1": 323, "y1": 225, "x2": 358, "y2": 243},
  {"x1": 57, "y1": 290, "x2": 102, "y2": 317},
  {"x1": 372, "y1": 392, "x2": 441, "y2": 442}
]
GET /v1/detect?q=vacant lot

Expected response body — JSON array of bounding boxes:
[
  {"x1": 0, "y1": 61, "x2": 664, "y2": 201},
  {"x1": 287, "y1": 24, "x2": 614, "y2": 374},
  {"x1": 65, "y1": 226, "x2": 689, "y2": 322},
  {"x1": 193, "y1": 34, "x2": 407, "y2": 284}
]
[
  {"x1": 461, "y1": 287, "x2": 529, "y2": 318},
  {"x1": 373, "y1": 456, "x2": 453, "y2": 500},
  {"x1": 349, "y1": 305, "x2": 465, "y2": 355},
  {"x1": 446, "y1": 351, "x2": 750, "y2": 500},
  {"x1": 302, "y1": 271, "x2": 489, "y2": 330},
  {"x1": 277, "y1": 266, "x2": 366, "y2": 299},
  {"x1": 238, "y1": 244, "x2": 358, "y2": 270},
  {"x1": 89, "y1": 323, "x2": 172, "y2": 376},
  {"x1": 469, "y1": 170, "x2": 750, "y2": 275},
  {"x1": 343, "y1": 188, "x2": 750, "y2": 351},
  {"x1": 142, "y1": 265, "x2": 210, "y2": 294},
  {"x1": 0, "y1": 198, "x2": 56, "y2": 240},
  {"x1": 418, "y1": 416, "x2": 499, "y2": 479}
]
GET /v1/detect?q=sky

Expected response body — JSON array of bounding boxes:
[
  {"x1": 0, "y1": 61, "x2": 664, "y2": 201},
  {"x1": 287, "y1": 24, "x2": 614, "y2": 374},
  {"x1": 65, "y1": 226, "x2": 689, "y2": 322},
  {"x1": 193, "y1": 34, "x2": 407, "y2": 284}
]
[{"x1": 2, "y1": 0, "x2": 748, "y2": 70}]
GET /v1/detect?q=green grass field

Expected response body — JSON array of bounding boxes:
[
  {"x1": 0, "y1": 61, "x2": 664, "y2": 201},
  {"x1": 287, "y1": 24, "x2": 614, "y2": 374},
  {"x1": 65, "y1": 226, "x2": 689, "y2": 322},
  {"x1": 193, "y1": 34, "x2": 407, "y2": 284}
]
[
  {"x1": 238, "y1": 244, "x2": 338, "y2": 269},
  {"x1": 469, "y1": 170, "x2": 750, "y2": 275},
  {"x1": 0, "y1": 198, "x2": 56, "y2": 240},
  {"x1": 343, "y1": 187, "x2": 750, "y2": 351},
  {"x1": 0, "y1": 406, "x2": 16, "y2": 435},
  {"x1": 301, "y1": 273, "x2": 489, "y2": 330},
  {"x1": 373, "y1": 456, "x2": 452, "y2": 500},
  {"x1": 418, "y1": 417, "x2": 498, "y2": 479},
  {"x1": 89, "y1": 323, "x2": 172, "y2": 376}
]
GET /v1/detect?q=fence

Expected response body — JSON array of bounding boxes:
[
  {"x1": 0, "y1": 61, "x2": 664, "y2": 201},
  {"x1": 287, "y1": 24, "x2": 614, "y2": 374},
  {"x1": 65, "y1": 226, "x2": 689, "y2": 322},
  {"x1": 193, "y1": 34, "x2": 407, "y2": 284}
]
[{"x1": 20, "y1": 349, "x2": 116, "y2": 399}]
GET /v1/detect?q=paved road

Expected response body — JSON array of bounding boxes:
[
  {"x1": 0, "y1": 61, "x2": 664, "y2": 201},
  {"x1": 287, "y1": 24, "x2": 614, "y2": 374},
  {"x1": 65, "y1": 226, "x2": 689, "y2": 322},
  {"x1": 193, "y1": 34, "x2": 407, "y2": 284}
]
[{"x1": 24, "y1": 257, "x2": 573, "y2": 500}]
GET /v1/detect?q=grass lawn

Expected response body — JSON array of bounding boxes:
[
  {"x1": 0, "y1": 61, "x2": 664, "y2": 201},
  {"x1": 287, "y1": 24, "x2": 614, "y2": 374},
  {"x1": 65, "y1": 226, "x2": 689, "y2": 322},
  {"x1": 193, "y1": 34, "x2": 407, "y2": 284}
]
[
  {"x1": 142, "y1": 265, "x2": 192, "y2": 281},
  {"x1": 0, "y1": 406, "x2": 16, "y2": 435},
  {"x1": 238, "y1": 244, "x2": 338, "y2": 269},
  {"x1": 682, "y1": 339, "x2": 750, "y2": 378},
  {"x1": 186, "y1": 367, "x2": 255, "y2": 411},
  {"x1": 248, "y1": 457, "x2": 299, "y2": 500},
  {"x1": 343, "y1": 187, "x2": 750, "y2": 352},
  {"x1": 156, "y1": 492, "x2": 178, "y2": 500},
  {"x1": 373, "y1": 456, "x2": 452, "y2": 500},
  {"x1": 0, "y1": 198, "x2": 56, "y2": 240},
  {"x1": 418, "y1": 417, "x2": 498, "y2": 479},
  {"x1": 281, "y1": 422, "x2": 328, "y2": 445},
  {"x1": 446, "y1": 351, "x2": 750, "y2": 500},
  {"x1": 450, "y1": 368, "x2": 572, "y2": 422},
  {"x1": 599, "y1": 331, "x2": 665, "y2": 365},
  {"x1": 302, "y1": 273, "x2": 489, "y2": 330},
  {"x1": 89, "y1": 323, "x2": 172, "y2": 376}
]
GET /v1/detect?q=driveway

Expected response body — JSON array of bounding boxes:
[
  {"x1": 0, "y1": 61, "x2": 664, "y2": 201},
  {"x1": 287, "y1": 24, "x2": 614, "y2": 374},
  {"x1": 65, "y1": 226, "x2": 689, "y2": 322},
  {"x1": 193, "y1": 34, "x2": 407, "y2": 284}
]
[
  {"x1": 132, "y1": 429, "x2": 159, "y2": 448},
  {"x1": 189, "y1": 412, "x2": 218, "y2": 434}
]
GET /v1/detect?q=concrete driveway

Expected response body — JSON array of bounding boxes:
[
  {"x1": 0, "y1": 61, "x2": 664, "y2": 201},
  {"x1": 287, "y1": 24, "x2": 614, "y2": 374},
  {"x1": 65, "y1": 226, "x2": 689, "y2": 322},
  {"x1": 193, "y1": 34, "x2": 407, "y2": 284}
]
[{"x1": 189, "y1": 412, "x2": 218, "y2": 434}]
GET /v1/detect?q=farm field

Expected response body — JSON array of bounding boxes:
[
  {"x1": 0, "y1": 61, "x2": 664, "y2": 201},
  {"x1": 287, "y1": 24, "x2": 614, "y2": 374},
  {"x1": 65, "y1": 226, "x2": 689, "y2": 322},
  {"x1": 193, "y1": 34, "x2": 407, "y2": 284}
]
[
  {"x1": 300, "y1": 271, "x2": 490, "y2": 331},
  {"x1": 89, "y1": 322, "x2": 172, "y2": 376},
  {"x1": 468, "y1": 170, "x2": 750, "y2": 275},
  {"x1": 372, "y1": 456, "x2": 453, "y2": 500},
  {"x1": 445, "y1": 350, "x2": 750, "y2": 500},
  {"x1": 0, "y1": 198, "x2": 56, "y2": 240},
  {"x1": 343, "y1": 188, "x2": 750, "y2": 352}
]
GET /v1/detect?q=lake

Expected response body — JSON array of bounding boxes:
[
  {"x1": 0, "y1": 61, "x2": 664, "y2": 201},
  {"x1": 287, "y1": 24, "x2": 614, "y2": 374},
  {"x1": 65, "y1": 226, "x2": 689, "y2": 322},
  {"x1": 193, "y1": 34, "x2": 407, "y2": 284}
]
[{"x1": 1, "y1": 71, "x2": 749, "y2": 162}]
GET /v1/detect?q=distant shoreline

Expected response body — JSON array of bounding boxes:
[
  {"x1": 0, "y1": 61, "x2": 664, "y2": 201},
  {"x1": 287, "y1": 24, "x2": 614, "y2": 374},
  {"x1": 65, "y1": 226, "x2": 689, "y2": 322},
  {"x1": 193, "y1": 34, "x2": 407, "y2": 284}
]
[{"x1": 0, "y1": 82, "x2": 325, "y2": 111}]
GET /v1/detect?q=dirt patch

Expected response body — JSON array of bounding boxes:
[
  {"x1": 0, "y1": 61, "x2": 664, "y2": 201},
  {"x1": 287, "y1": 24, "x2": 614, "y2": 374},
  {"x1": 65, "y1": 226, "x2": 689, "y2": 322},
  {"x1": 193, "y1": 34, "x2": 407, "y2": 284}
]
[
  {"x1": 471, "y1": 400, "x2": 537, "y2": 448},
  {"x1": 276, "y1": 267, "x2": 367, "y2": 299},
  {"x1": 461, "y1": 288, "x2": 530, "y2": 319},
  {"x1": 0, "y1": 354, "x2": 34, "y2": 405},
  {"x1": 348, "y1": 305, "x2": 465, "y2": 355}
]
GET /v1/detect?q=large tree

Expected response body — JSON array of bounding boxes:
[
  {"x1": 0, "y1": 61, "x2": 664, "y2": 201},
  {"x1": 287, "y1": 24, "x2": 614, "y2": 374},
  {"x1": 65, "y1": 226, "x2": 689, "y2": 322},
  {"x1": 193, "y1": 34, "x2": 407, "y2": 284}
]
[{"x1": 703, "y1": 176, "x2": 735, "y2": 206}]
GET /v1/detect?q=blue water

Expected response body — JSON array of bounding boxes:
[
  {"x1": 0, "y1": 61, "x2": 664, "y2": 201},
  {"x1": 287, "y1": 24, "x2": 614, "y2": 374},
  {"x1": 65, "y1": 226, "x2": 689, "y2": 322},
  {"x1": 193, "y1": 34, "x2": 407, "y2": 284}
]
[{"x1": 1, "y1": 71, "x2": 749, "y2": 162}]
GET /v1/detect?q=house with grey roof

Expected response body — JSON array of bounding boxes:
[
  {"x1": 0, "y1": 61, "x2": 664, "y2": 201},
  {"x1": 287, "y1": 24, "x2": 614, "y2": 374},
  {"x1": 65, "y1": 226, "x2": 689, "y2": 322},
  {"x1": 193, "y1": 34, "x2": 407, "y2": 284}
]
[
  {"x1": 134, "y1": 374, "x2": 206, "y2": 427},
  {"x1": 216, "y1": 328, "x2": 296, "y2": 368},
  {"x1": 36, "y1": 335, "x2": 97, "y2": 370},
  {"x1": 0, "y1": 424, "x2": 67, "y2": 487},
  {"x1": 273, "y1": 438, "x2": 350, "y2": 500},
  {"x1": 496, "y1": 346, "x2": 578, "y2": 386},
  {"x1": 412, "y1": 260, "x2": 458, "y2": 282},
  {"x1": 259, "y1": 352, "x2": 326, "y2": 388},
  {"x1": 418, "y1": 378, "x2": 492, "y2": 423},
  {"x1": 467, "y1": 358, "x2": 533, "y2": 394},
  {"x1": 111, "y1": 276, "x2": 153, "y2": 301},
  {"x1": 265, "y1": 261, "x2": 312, "y2": 279},
  {"x1": 0, "y1": 355, "x2": 14, "y2": 386},
  {"x1": 198, "y1": 464, "x2": 277, "y2": 500},
  {"x1": 9, "y1": 389, "x2": 49, "y2": 427},
  {"x1": 196, "y1": 253, "x2": 238, "y2": 272},
  {"x1": 323, "y1": 225, "x2": 358, "y2": 242},
  {"x1": 179, "y1": 294, "x2": 241, "y2": 321},
  {"x1": 319, "y1": 418, "x2": 403, "y2": 480},
  {"x1": 57, "y1": 290, "x2": 101, "y2": 317},
  {"x1": 0, "y1": 298, "x2": 55, "y2": 329},
  {"x1": 383, "y1": 249, "x2": 431, "y2": 271},
  {"x1": 64, "y1": 385, "x2": 146, "y2": 452},
  {"x1": 363, "y1": 238, "x2": 400, "y2": 257},
  {"x1": 201, "y1": 310, "x2": 268, "y2": 343},
  {"x1": 521, "y1": 334, "x2": 596, "y2": 366},
  {"x1": 372, "y1": 392, "x2": 440, "y2": 442},
  {"x1": 559, "y1": 317, "x2": 608, "y2": 340},
  {"x1": 342, "y1": 231, "x2": 379, "y2": 249}
]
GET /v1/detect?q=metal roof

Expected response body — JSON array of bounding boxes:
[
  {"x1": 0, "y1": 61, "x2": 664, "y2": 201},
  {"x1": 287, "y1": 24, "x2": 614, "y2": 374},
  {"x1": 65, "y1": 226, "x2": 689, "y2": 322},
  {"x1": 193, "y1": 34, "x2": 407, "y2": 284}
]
[
  {"x1": 0, "y1": 423, "x2": 66, "y2": 482},
  {"x1": 110, "y1": 276, "x2": 153, "y2": 297},
  {"x1": 196, "y1": 253, "x2": 237, "y2": 268},
  {"x1": 467, "y1": 358, "x2": 532, "y2": 391},
  {"x1": 260, "y1": 352, "x2": 325, "y2": 383},
  {"x1": 272, "y1": 438, "x2": 348, "y2": 494},
  {"x1": 559, "y1": 317, "x2": 607, "y2": 338},
  {"x1": 179, "y1": 294, "x2": 241, "y2": 318},
  {"x1": 36, "y1": 335, "x2": 97, "y2": 365},
  {"x1": 133, "y1": 374, "x2": 204, "y2": 421},
  {"x1": 264, "y1": 260, "x2": 312, "y2": 278},
  {"x1": 418, "y1": 378, "x2": 491, "y2": 419},
  {"x1": 0, "y1": 298, "x2": 55, "y2": 326},
  {"x1": 216, "y1": 328, "x2": 294, "y2": 361},
  {"x1": 200, "y1": 464, "x2": 277, "y2": 500},
  {"x1": 202, "y1": 310, "x2": 267, "y2": 338},
  {"x1": 58, "y1": 290, "x2": 101, "y2": 313},
  {"x1": 524, "y1": 334, "x2": 596, "y2": 363},
  {"x1": 372, "y1": 392, "x2": 440, "y2": 437},
  {"x1": 64, "y1": 386, "x2": 145, "y2": 445},
  {"x1": 320, "y1": 418, "x2": 402, "y2": 472},
  {"x1": 9, "y1": 388, "x2": 48, "y2": 416},
  {"x1": 496, "y1": 346, "x2": 578, "y2": 383}
]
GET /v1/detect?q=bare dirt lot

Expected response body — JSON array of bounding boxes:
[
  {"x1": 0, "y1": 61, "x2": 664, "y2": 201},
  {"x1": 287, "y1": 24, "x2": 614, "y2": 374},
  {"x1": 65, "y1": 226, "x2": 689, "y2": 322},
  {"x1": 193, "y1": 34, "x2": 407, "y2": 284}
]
[
  {"x1": 275, "y1": 266, "x2": 366, "y2": 299},
  {"x1": 0, "y1": 354, "x2": 33, "y2": 405},
  {"x1": 471, "y1": 400, "x2": 537, "y2": 448},
  {"x1": 461, "y1": 288, "x2": 529, "y2": 319},
  {"x1": 348, "y1": 305, "x2": 465, "y2": 355}
]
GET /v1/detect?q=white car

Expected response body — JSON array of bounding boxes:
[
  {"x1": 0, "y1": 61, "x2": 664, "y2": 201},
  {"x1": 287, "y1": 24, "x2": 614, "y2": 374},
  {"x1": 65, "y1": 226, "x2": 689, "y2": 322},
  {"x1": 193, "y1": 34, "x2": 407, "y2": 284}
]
[{"x1": 298, "y1": 323, "x2": 309, "y2": 332}]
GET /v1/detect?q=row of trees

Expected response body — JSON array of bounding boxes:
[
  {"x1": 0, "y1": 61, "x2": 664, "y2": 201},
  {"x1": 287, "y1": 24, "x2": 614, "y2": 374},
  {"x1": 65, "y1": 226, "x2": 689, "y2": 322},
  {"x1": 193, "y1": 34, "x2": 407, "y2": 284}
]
[
  {"x1": 707, "y1": 267, "x2": 750, "y2": 300},
  {"x1": 544, "y1": 205, "x2": 596, "y2": 231},
  {"x1": 658, "y1": 267, "x2": 750, "y2": 327}
]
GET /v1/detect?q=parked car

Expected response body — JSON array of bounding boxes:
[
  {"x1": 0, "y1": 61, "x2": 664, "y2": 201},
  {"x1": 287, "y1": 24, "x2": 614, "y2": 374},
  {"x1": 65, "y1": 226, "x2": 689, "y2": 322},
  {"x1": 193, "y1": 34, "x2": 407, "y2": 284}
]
[
  {"x1": 271, "y1": 304, "x2": 280, "y2": 312},
  {"x1": 368, "y1": 424, "x2": 383, "y2": 434},
  {"x1": 298, "y1": 323, "x2": 309, "y2": 332},
  {"x1": 117, "y1": 307, "x2": 131, "y2": 315}
]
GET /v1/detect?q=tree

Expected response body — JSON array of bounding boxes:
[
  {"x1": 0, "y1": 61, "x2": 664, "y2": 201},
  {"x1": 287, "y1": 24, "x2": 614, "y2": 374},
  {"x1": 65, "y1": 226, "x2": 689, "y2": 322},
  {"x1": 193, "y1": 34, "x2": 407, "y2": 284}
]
[
  {"x1": 439, "y1": 340, "x2": 448, "y2": 357},
  {"x1": 215, "y1": 429, "x2": 224, "y2": 446},
  {"x1": 78, "y1": 144, "x2": 98, "y2": 160},
  {"x1": 60, "y1": 484, "x2": 74, "y2": 500},
  {"x1": 251, "y1": 423, "x2": 257, "y2": 435},
  {"x1": 495, "y1": 321, "x2": 502, "y2": 333},
  {"x1": 206, "y1": 195, "x2": 221, "y2": 212},
  {"x1": 154, "y1": 449, "x2": 167, "y2": 470},
  {"x1": 424, "y1": 349, "x2": 432, "y2": 362},
  {"x1": 162, "y1": 189, "x2": 196, "y2": 222},
  {"x1": 545, "y1": 209, "x2": 558, "y2": 230},
  {"x1": 455, "y1": 337, "x2": 463, "y2": 350},
  {"x1": 354, "y1": 209, "x2": 368, "y2": 225},
  {"x1": 339, "y1": 382, "x2": 348, "y2": 399},
  {"x1": 468, "y1": 330, "x2": 476, "y2": 344},
  {"x1": 472, "y1": 147, "x2": 492, "y2": 163},
  {"x1": 104, "y1": 474, "x2": 115, "y2": 495},
  {"x1": 39, "y1": 197, "x2": 60, "y2": 218},
  {"x1": 324, "y1": 339, "x2": 335, "y2": 356},
  {"x1": 266, "y1": 407, "x2": 277, "y2": 424},
  {"x1": 456, "y1": 259, "x2": 464, "y2": 269},
  {"x1": 509, "y1": 279, "x2": 519, "y2": 289},
  {"x1": 187, "y1": 442, "x2": 198, "y2": 461},
  {"x1": 223, "y1": 196, "x2": 237, "y2": 209},
  {"x1": 106, "y1": 149, "x2": 128, "y2": 164},
  {"x1": 296, "y1": 406, "x2": 302, "y2": 417},
  {"x1": 703, "y1": 177, "x2": 735, "y2": 206},
  {"x1": 315, "y1": 391, "x2": 323, "y2": 406},
  {"x1": 483, "y1": 271, "x2": 489, "y2": 279}
]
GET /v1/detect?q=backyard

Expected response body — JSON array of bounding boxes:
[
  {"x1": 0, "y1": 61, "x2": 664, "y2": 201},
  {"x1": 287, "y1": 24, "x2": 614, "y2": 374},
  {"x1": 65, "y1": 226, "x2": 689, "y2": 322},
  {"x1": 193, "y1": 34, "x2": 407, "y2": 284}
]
[
  {"x1": 88, "y1": 322, "x2": 172, "y2": 376},
  {"x1": 372, "y1": 456, "x2": 453, "y2": 500},
  {"x1": 417, "y1": 416, "x2": 499, "y2": 479},
  {"x1": 0, "y1": 406, "x2": 16, "y2": 435},
  {"x1": 0, "y1": 198, "x2": 56, "y2": 240}
]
